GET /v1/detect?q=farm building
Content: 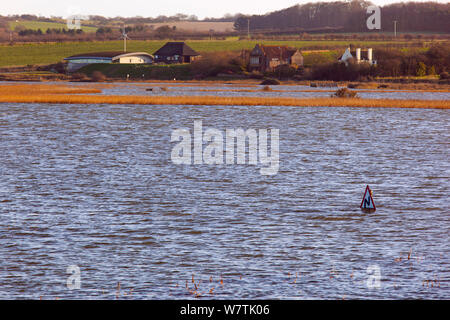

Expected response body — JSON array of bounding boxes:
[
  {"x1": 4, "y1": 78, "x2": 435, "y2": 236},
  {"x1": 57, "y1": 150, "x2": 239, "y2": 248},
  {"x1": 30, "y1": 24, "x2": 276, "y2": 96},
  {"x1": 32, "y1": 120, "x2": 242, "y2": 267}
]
[
  {"x1": 248, "y1": 44, "x2": 304, "y2": 73},
  {"x1": 64, "y1": 51, "x2": 154, "y2": 72},
  {"x1": 153, "y1": 42, "x2": 200, "y2": 64},
  {"x1": 338, "y1": 47, "x2": 376, "y2": 66}
]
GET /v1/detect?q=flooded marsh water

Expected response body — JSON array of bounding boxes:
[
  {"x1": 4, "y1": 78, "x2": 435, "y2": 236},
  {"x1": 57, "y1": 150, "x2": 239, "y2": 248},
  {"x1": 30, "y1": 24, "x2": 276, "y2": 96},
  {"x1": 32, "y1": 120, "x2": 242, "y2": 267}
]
[{"x1": 0, "y1": 90, "x2": 449, "y2": 299}]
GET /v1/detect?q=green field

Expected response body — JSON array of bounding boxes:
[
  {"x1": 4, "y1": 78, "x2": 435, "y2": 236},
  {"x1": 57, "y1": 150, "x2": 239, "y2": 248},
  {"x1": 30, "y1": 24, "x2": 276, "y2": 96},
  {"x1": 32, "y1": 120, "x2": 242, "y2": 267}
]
[
  {"x1": 9, "y1": 20, "x2": 98, "y2": 33},
  {"x1": 0, "y1": 39, "x2": 427, "y2": 67}
]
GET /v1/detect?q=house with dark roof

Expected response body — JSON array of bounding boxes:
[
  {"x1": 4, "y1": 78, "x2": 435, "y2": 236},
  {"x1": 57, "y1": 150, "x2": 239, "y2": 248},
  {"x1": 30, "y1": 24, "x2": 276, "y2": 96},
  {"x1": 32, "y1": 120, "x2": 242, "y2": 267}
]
[
  {"x1": 248, "y1": 44, "x2": 303, "y2": 72},
  {"x1": 153, "y1": 42, "x2": 200, "y2": 64},
  {"x1": 64, "y1": 51, "x2": 154, "y2": 72}
]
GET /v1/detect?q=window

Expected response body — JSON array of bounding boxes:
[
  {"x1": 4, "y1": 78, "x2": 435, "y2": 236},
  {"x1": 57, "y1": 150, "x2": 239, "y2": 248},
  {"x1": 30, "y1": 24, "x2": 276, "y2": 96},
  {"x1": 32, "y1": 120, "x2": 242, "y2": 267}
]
[{"x1": 250, "y1": 57, "x2": 259, "y2": 65}]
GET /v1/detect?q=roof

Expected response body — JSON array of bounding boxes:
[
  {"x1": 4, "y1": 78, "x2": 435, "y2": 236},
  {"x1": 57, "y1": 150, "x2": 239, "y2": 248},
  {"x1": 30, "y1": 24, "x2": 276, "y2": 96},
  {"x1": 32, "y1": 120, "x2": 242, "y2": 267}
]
[
  {"x1": 65, "y1": 51, "x2": 153, "y2": 60},
  {"x1": 153, "y1": 42, "x2": 199, "y2": 57},
  {"x1": 65, "y1": 52, "x2": 124, "y2": 59},
  {"x1": 338, "y1": 48, "x2": 353, "y2": 61},
  {"x1": 252, "y1": 45, "x2": 300, "y2": 60}
]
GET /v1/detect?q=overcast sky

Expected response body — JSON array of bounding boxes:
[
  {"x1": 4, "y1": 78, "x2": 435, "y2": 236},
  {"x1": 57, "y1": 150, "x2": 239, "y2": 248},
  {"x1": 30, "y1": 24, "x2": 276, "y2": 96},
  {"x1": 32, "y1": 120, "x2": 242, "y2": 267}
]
[{"x1": 1, "y1": 0, "x2": 448, "y2": 19}]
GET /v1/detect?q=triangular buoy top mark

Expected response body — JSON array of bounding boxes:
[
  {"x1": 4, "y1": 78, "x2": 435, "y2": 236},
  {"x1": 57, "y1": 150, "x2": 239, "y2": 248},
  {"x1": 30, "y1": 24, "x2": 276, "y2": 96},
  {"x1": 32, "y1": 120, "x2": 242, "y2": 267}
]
[{"x1": 360, "y1": 185, "x2": 376, "y2": 211}]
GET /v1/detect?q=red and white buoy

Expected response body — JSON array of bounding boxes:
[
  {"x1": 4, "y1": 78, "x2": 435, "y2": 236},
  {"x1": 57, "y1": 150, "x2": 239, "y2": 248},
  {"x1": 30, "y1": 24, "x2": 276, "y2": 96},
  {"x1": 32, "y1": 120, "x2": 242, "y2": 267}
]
[{"x1": 360, "y1": 185, "x2": 376, "y2": 212}]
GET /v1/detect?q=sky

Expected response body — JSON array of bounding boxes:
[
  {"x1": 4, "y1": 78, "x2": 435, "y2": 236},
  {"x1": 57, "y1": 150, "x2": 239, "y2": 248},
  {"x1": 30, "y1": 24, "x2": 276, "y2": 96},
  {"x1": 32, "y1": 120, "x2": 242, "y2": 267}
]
[{"x1": 1, "y1": 0, "x2": 448, "y2": 19}]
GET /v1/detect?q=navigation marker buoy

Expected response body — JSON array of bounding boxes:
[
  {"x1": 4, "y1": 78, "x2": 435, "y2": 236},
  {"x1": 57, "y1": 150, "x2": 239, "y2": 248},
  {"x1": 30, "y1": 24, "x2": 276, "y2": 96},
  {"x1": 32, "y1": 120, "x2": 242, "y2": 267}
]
[{"x1": 360, "y1": 185, "x2": 376, "y2": 212}]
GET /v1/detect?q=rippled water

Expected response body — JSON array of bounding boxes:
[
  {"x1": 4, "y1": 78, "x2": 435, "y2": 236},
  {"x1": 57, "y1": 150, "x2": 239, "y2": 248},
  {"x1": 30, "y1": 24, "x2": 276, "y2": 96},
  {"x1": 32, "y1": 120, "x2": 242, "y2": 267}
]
[
  {"x1": 0, "y1": 102, "x2": 449, "y2": 299},
  {"x1": 92, "y1": 82, "x2": 450, "y2": 100}
]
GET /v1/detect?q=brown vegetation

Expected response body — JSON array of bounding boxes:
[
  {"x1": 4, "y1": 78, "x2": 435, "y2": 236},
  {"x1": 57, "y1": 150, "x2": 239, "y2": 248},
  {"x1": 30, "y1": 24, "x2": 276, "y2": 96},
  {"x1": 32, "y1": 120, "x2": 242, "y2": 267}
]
[
  {"x1": 190, "y1": 52, "x2": 246, "y2": 78},
  {"x1": 91, "y1": 71, "x2": 107, "y2": 82},
  {"x1": 0, "y1": 84, "x2": 101, "y2": 95},
  {"x1": 260, "y1": 78, "x2": 281, "y2": 85},
  {"x1": 0, "y1": 84, "x2": 448, "y2": 109},
  {"x1": 333, "y1": 88, "x2": 357, "y2": 98}
]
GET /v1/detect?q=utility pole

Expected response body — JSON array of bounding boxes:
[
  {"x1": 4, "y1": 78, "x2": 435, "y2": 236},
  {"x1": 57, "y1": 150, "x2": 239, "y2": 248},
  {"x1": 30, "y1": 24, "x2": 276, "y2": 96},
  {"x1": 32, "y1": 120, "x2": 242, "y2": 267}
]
[
  {"x1": 247, "y1": 19, "x2": 250, "y2": 40},
  {"x1": 394, "y1": 20, "x2": 398, "y2": 38},
  {"x1": 120, "y1": 28, "x2": 130, "y2": 52}
]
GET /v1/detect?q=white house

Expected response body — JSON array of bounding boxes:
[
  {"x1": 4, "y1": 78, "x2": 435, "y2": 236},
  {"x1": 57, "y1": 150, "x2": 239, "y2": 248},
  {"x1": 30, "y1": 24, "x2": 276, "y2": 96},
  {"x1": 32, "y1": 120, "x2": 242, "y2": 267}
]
[
  {"x1": 64, "y1": 51, "x2": 154, "y2": 72},
  {"x1": 339, "y1": 47, "x2": 376, "y2": 66}
]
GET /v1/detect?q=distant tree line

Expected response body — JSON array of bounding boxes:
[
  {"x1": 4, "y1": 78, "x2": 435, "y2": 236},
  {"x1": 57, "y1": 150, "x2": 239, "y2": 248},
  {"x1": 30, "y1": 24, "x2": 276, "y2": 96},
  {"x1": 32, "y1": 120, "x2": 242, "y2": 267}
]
[
  {"x1": 18, "y1": 28, "x2": 84, "y2": 36},
  {"x1": 234, "y1": 1, "x2": 450, "y2": 33},
  {"x1": 95, "y1": 27, "x2": 113, "y2": 35}
]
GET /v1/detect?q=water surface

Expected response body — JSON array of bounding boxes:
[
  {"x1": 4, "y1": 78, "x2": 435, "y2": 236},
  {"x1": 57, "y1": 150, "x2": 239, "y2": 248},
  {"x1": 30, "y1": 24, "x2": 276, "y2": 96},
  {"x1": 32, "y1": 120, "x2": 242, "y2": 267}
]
[{"x1": 0, "y1": 103, "x2": 448, "y2": 299}]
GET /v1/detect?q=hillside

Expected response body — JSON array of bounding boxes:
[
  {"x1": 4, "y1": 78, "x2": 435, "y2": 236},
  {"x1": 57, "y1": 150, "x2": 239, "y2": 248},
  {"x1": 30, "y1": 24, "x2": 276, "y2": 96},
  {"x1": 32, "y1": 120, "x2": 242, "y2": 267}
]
[{"x1": 234, "y1": 1, "x2": 450, "y2": 34}]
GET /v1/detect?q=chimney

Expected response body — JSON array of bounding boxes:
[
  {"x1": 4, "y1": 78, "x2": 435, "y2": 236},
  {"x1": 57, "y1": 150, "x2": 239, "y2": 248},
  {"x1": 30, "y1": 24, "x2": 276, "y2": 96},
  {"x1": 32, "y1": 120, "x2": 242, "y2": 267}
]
[
  {"x1": 367, "y1": 48, "x2": 373, "y2": 63},
  {"x1": 356, "y1": 48, "x2": 361, "y2": 62}
]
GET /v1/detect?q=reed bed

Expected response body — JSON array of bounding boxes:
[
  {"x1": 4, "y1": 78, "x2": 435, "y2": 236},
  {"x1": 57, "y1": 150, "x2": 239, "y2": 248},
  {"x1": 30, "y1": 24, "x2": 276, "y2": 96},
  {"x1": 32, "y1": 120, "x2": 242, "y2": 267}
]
[
  {"x1": 0, "y1": 84, "x2": 448, "y2": 109},
  {"x1": 1, "y1": 93, "x2": 449, "y2": 109},
  {"x1": 0, "y1": 84, "x2": 101, "y2": 95}
]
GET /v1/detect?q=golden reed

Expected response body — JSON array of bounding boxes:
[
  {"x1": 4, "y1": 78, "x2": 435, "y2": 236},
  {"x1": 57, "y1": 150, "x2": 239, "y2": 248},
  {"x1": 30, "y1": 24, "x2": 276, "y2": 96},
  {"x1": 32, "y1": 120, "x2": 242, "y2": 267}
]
[
  {"x1": 0, "y1": 84, "x2": 448, "y2": 109},
  {"x1": 0, "y1": 84, "x2": 102, "y2": 95}
]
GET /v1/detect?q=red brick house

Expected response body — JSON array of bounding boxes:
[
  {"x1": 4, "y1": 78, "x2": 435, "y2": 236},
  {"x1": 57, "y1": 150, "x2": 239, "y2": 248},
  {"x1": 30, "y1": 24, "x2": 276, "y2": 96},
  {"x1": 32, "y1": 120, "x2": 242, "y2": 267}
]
[{"x1": 248, "y1": 44, "x2": 304, "y2": 72}]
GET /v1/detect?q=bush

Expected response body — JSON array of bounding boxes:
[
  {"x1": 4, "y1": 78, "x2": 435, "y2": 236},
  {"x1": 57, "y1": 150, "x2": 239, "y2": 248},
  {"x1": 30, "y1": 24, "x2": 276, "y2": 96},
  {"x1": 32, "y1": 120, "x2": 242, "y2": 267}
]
[
  {"x1": 261, "y1": 85, "x2": 273, "y2": 91},
  {"x1": 427, "y1": 65, "x2": 436, "y2": 75},
  {"x1": 271, "y1": 64, "x2": 297, "y2": 79},
  {"x1": 333, "y1": 88, "x2": 357, "y2": 98},
  {"x1": 248, "y1": 71, "x2": 264, "y2": 79},
  {"x1": 260, "y1": 78, "x2": 280, "y2": 85},
  {"x1": 439, "y1": 71, "x2": 449, "y2": 79},
  {"x1": 53, "y1": 62, "x2": 67, "y2": 74},
  {"x1": 347, "y1": 82, "x2": 378, "y2": 89},
  {"x1": 311, "y1": 61, "x2": 372, "y2": 81},
  {"x1": 91, "y1": 71, "x2": 106, "y2": 82},
  {"x1": 190, "y1": 52, "x2": 243, "y2": 78},
  {"x1": 416, "y1": 62, "x2": 427, "y2": 77},
  {"x1": 37, "y1": 62, "x2": 67, "y2": 74},
  {"x1": 71, "y1": 72, "x2": 89, "y2": 82}
]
